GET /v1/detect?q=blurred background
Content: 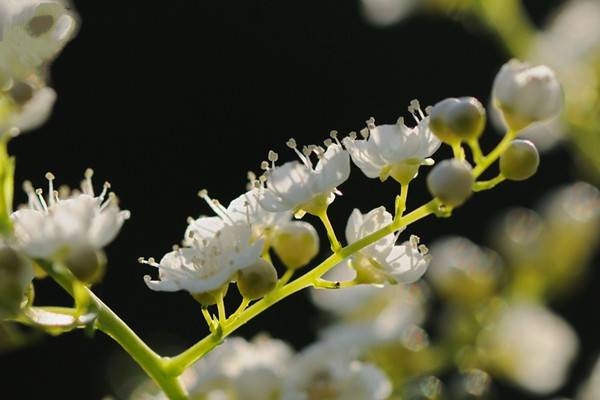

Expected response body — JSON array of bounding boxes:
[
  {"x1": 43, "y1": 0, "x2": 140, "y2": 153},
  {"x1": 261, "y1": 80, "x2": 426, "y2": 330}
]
[{"x1": 2, "y1": 0, "x2": 599, "y2": 398}]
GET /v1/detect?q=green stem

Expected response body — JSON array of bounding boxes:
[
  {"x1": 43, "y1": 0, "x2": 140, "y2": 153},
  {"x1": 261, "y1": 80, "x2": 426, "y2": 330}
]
[
  {"x1": 39, "y1": 263, "x2": 188, "y2": 400},
  {"x1": 472, "y1": 130, "x2": 516, "y2": 178},
  {"x1": 451, "y1": 142, "x2": 465, "y2": 160},
  {"x1": 468, "y1": 139, "x2": 484, "y2": 165},
  {"x1": 216, "y1": 292, "x2": 226, "y2": 323},
  {"x1": 473, "y1": 175, "x2": 506, "y2": 192},
  {"x1": 318, "y1": 210, "x2": 341, "y2": 252},
  {"x1": 314, "y1": 278, "x2": 356, "y2": 289},
  {"x1": 394, "y1": 182, "x2": 410, "y2": 220},
  {"x1": 164, "y1": 199, "x2": 438, "y2": 376},
  {"x1": 277, "y1": 269, "x2": 294, "y2": 288}
]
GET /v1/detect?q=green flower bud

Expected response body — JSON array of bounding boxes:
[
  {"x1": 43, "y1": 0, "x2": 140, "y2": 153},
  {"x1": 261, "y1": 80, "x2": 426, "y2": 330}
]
[
  {"x1": 65, "y1": 246, "x2": 106, "y2": 284},
  {"x1": 192, "y1": 285, "x2": 229, "y2": 306},
  {"x1": 237, "y1": 259, "x2": 278, "y2": 300},
  {"x1": 500, "y1": 140, "x2": 540, "y2": 181},
  {"x1": 0, "y1": 246, "x2": 33, "y2": 318},
  {"x1": 427, "y1": 159, "x2": 474, "y2": 207},
  {"x1": 272, "y1": 221, "x2": 319, "y2": 270},
  {"x1": 429, "y1": 97, "x2": 486, "y2": 143}
]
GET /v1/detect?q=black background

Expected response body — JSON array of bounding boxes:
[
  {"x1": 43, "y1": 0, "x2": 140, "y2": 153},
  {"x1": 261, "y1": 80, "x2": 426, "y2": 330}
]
[{"x1": 2, "y1": 0, "x2": 598, "y2": 399}]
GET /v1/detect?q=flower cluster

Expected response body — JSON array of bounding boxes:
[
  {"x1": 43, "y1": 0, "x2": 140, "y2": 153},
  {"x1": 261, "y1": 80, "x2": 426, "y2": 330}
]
[{"x1": 0, "y1": 3, "x2": 578, "y2": 397}]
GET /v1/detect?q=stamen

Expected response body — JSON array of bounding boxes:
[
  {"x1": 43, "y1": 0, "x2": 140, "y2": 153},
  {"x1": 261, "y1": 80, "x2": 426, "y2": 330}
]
[
  {"x1": 349, "y1": 131, "x2": 358, "y2": 140},
  {"x1": 409, "y1": 234, "x2": 420, "y2": 248},
  {"x1": 360, "y1": 128, "x2": 369, "y2": 139},
  {"x1": 186, "y1": 216, "x2": 194, "y2": 224},
  {"x1": 198, "y1": 189, "x2": 234, "y2": 223},
  {"x1": 45, "y1": 173, "x2": 57, "y2": 206},
  {"x1": 260, "y1": 161, "x2": 269, "y2": 171},
  {"x1": 98, "y1": 182, "x2": 111, "y2": 202},
  {"x1": 366, "y1": 117, "x2": 376, "y2": 130},
  {"x1": 35, "y1": 188, "x2": 48, "y2": 211},
  {"x1": 286, "y1": 138, "x2": 297, "y2": 148},
  {"x1": 268, "y1": 150, "x2": 278, "y2": 168},
  {"x1": 323, "y1": 138, "x2": 333, "y2": 147},
  {"x1": 418, "y1": 244, "x2": 429, "y2": 255},
  {"x1": 397, "y1": 116, "x2": 405, "y2": 126},
  {"x1": 329, "y1": 130, "x2": 341, "y2": 146},
  {"x1": 425, "y1": 105, "x2": 433, "y2": 115},
  {"x1": 82, "y1": 168, "x2": 94, "y2": 196}
]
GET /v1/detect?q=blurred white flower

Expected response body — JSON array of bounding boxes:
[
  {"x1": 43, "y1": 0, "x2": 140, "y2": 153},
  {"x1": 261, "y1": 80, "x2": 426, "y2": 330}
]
[
  {"x1": 0, "y1": 0, "x2": 78, "y2": 80},
  {"x1": 184, "y1": 335, "x2": 293, "y2": 400},
  {"x1": 283, "y1": 341, "x2": 392, "y2": 400},
  {"x1": 256, "y1": 139, "x2": 350, "y2": 216},
  {"x1": 577, "y1": 357, "x2": 600, "y2": 400},
  {"x1": 11, "y1": 169, "x2": 130, "y2": 259},
  {"x1": 341, "y1": 206, "x2": 430, "y2": 284},
  {"x1": 342, "y1": 100, "x2": 440, "y2": 184},
  {"x1": 541, "y1": 181, "x2": 600, "y2": 228},
  {"x1": 481, "y1": 304, "x2": 579, "y2": 394},
  {"x1": 427, "y1": 236, "x2": 501, "y2": 302},
  {"x1": 360, "y1": 0, "x2": 419, "y2": 27},
  {"x1": 492, "y1": 60, "x2": 563, "y2": 131}
]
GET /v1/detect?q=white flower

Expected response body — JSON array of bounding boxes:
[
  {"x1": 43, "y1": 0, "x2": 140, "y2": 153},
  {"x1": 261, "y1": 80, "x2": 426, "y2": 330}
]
[
  {"x1": 11, "y1": 169, "x2": 130, "y2": 259},
  {"x1": 256, "y1": 138, "x2": 350, "y2": 216},
  {"x1": 283, "y1": 341, "x2": 392, "y2": 400},
  {"x1": 481, "y1": 303, "x2": 579, "y2": 394},
  {"x1": 1, "y1": 84, "x2": 57, "y2": 136},
  {"x1": 143, "y1": 223, "x2": 263, "y2": 295},
  {"x1": 183, "y1": 335, "x2": 293, "y2": 400},
  {"x1": 186, "y1": 188, "x2": 291, "y2": 244},
  {"x1": 342, "y1": 100, "x2": 440, "y2": 184},
  {"x1": 0, "y1": 0, "x2": 78, "y2": 80},
  {"x1": 492, "y1": 59, "x2": 563, "y2": 131},
  {"x1": 342, "y1": 206, "x2": 430, "y2": 285},
  {"x1": 144, "y1": 190, "x2": 266, "y2": 295}
]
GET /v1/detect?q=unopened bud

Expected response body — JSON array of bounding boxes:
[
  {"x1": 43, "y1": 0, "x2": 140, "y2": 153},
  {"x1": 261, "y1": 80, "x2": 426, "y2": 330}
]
[
  {"x1": 237, "y1": 259, "x2": 277, "y2": 300},
  {"x1": 429, "y1": 97, "x2": 486, "y2": 143},
  {"x1": 492, "y1": 59, "x2": 563, "y2": 131},
  {"x1": 500, "y1": 140, "x2": 539, "y2": 181},
  {"x1": 427, "y1": 159, "x2": 474, "y2": 207},
  {"x1": 65, "y1": 246, "x2": 106, "y2": 284},
  {"x1": 0, "y1": 246, "x2": 33, "y2": 318},
  {"x1": 272, "y1": 221, "x2": 319, "y2": 270},
  {"x1": 192, "y1": 285, "x2": 229, "y2": 306}
]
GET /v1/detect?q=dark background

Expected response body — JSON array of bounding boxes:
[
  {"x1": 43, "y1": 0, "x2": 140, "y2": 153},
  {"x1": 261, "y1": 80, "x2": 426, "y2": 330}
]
[{"x1": 2, "y1": 0, "x2": 597, "y2": 398}]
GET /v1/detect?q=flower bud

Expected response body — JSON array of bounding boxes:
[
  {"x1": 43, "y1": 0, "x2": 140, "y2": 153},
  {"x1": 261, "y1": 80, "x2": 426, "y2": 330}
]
[
  {"x1": 65, "y1": 245, "x2": 106, "y2": 284},
  {"x1": 429, "y1": 97, "x2": 486, "y2": 143},
  {"x1": 500, "y1": 140, "x2": 539, "y2": 181},
  {"x1": 192, "y1": 285, "x2": 229, "y2": 306},
  {"x1": 0, "y1": 246, "x2": 33, "y2": 318},
  {"x1": 492, "y1": 60, "x2": 562, "y2": 131},
  {"x1": 427, "y1": 159, "x2": 473, "y2": 207},
  {"x1": 272, "y1": 221, "x2": 319, "y2": 270},
  {"x1": 237, "y1": 259, "x2": 278, "y2": 300},
  {"x1": 427, "y1": 237, "x2": 500, "y2": 303}
]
